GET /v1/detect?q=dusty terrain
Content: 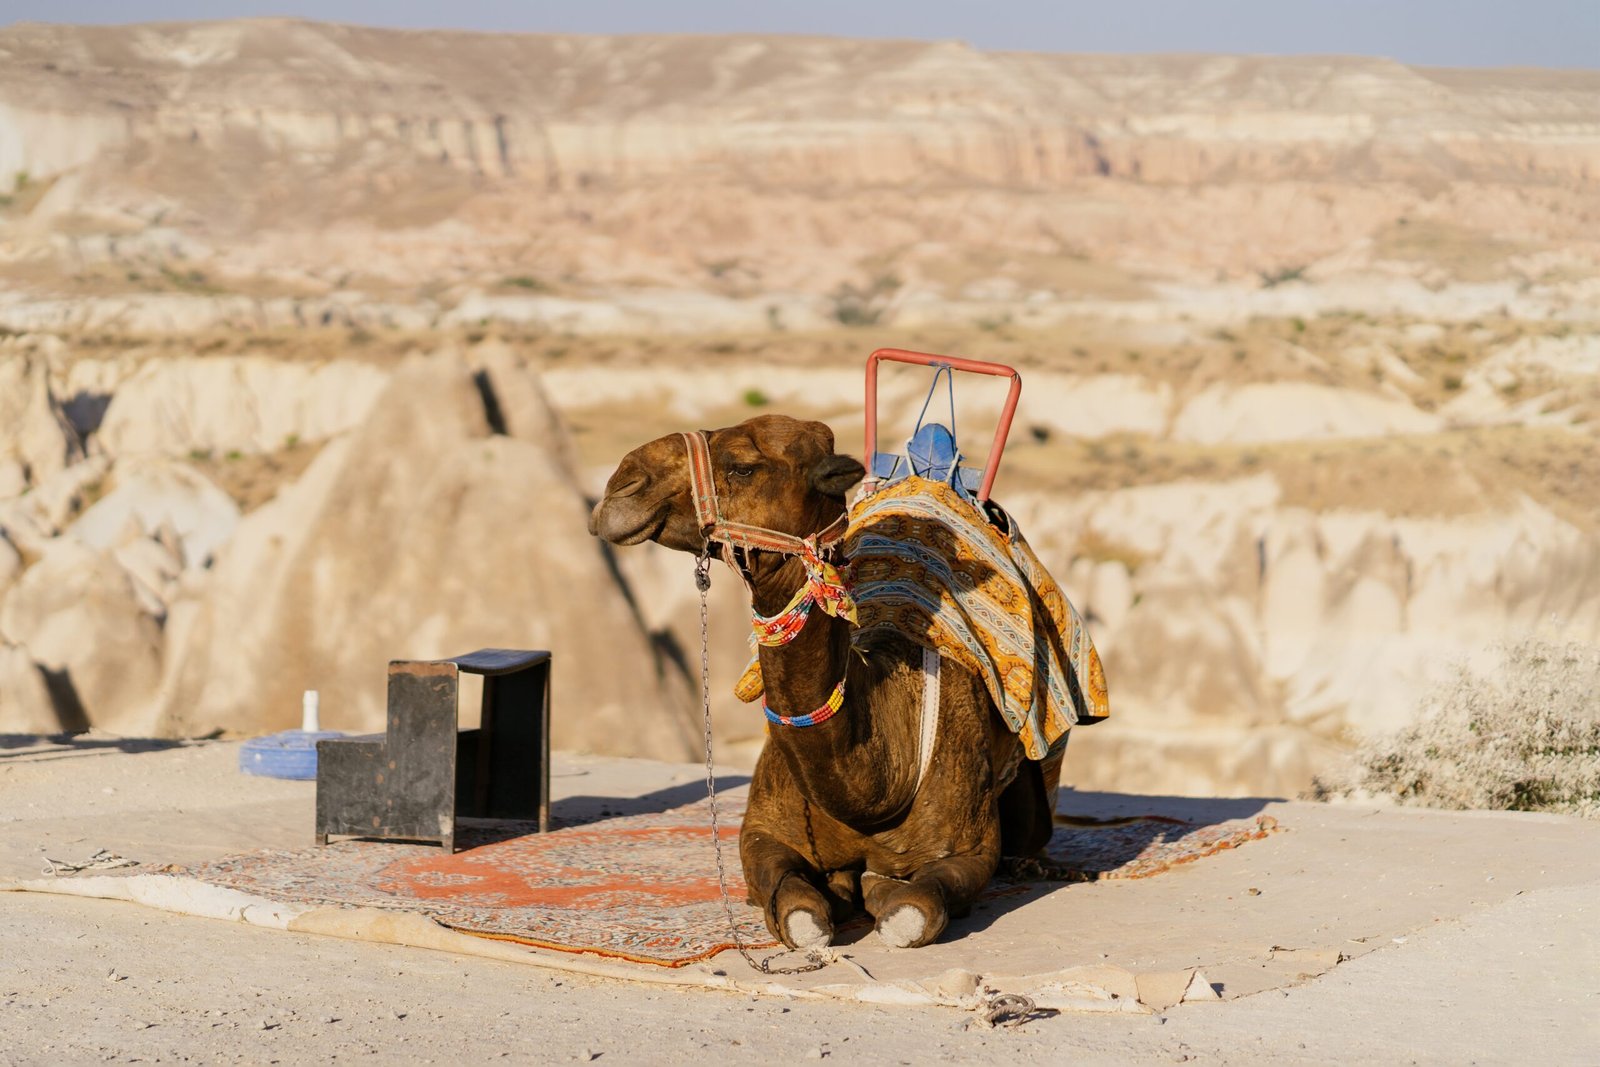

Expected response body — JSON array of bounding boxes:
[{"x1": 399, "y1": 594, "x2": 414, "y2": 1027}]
[{"x1": 2, "y1": 737, "x2": 1597, "y2": 1064}]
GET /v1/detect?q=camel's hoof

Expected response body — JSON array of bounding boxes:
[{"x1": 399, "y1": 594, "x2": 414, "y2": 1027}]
[
  {"x1": 877, "y1": 902, "x2": 944, "y2": 949},
  {"x1": 783, "y1": 909, "x2": 833, "y2": 950}
]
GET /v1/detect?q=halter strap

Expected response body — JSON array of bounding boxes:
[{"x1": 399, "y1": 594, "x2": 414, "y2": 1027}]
[
  {"x1": 683, "y1": 428, "x2": 722, "y2": 534},
  {"x1": 679, "y1": 430, "x2": 848, "y2": 558}
]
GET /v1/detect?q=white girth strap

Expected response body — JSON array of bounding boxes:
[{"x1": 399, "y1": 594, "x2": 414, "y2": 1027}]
[{"x1": 916, "y1": 646, "x2": 940, "y2": 794}]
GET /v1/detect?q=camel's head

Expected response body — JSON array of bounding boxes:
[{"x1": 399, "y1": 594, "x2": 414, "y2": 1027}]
[{"x1": 588, "y1": 414, "x2": 866, "y2": 554}]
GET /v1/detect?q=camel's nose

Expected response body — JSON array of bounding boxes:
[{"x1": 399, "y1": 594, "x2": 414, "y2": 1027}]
[
  {"x1": 589, "y1": 470, "x2": 648, "y2": 537},
  {"x1": 606, "y1": 471, "x2": 648, "y2": 499}
]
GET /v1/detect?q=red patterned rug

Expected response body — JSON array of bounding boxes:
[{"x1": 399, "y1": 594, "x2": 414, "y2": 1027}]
[{"x1": 178, "y1": 801, "x2": 1280, "y2": 967}]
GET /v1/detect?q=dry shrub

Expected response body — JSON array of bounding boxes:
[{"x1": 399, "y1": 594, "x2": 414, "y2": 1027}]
[{"x1": 1315, "y1": 639, "x2": 1600, "y2": 817}]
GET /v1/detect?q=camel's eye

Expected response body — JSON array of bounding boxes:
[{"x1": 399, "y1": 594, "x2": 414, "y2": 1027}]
[{"x1": 729, "y1": 463, "x2": 758, "y2": 479}]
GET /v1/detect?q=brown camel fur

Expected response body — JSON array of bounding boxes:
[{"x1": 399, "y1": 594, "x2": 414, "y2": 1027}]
[{"x1": 589, "y1": 414, "x2": 1054, "y2": 949}]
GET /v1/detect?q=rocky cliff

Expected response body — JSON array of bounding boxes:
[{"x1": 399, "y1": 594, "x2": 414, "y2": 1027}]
[
  {"x1": 4, "y1": 22, "x2": 1597, "y2": 189},
  {"x1": 1, "y1": 20, "x2": 1597, "y2": 308}
]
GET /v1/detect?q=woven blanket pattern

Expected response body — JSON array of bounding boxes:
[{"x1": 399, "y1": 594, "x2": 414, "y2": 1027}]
[
  {"x1": 1024, "y1": 814, "x2": 1281, "y2": 882},
  {"x1": 847, "y1": 476, "x2": 1109, "y2": 760},
  {"x1": 173, "y1": 802, "x2": 1276, "y2": 968},
  {"x1": 186, "y1": 804, "x2": 773, "y2": 967}
]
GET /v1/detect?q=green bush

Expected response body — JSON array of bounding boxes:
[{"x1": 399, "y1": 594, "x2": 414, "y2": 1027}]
[
  {"x1": 1258, "y1": 264, "x2": 1307, "y2": 289},
  {"x1": 829, "y1": 273, "x2": 900, "y2": 327},
  {"x1": 1314, "y1": 638, "x2": 1600, "y2": 817}
]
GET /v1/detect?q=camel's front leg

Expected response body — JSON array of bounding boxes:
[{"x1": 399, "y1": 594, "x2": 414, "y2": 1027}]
[
  {"x1": 862, "y1": 850, "x2": 996, "y2": 949},
  {"x1": 740, "y1": 828, "x2": 836, "y2": 950}
]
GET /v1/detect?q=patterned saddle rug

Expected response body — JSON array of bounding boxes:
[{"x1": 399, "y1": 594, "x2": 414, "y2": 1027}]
[{"x1": 848, "y1": 475, "x2": 1110, "y2": 757}]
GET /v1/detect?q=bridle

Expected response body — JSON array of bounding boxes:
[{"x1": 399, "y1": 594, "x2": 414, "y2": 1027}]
[
  {"x1": 681, "y1": 429, "x2": 856, "y2": 695},
  {"x1": 680, "y1": 430, "x2": 848, "y2": 568},
  {"x1": 681, "y1": 427, "x2": 845, "y2": 976}
]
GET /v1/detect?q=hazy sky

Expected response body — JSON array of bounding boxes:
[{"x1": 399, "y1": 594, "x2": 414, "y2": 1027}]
[{"x1": 4, "y1": 0, "x2": 1597, "y2": 70}]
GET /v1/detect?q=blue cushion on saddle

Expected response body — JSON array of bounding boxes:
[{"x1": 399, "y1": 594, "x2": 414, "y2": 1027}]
[
  {"x1": 907, "y1": 423, "x2": 959, "y2": 483},
  {"x1": 871, "y1": 424, "x2": 983, "y2": 496}
]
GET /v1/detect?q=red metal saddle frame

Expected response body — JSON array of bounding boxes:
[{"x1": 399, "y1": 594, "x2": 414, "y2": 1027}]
[{"x1": 863, "y1": 348, "x2": 1023, "y2": 503}]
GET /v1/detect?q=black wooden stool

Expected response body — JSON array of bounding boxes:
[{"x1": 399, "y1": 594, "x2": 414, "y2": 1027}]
[{"x1": 315, "y1": 649, "x2": 551, "y2": 852}]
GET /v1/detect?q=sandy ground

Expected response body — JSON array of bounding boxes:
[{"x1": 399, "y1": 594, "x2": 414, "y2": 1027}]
[{"x1": 1, "y1": 735, "x2": 1597, "y2": 1064}]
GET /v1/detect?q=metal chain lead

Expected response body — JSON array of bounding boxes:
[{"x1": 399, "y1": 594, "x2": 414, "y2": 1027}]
[{"x1": 695, "y1": 550, "x2": 829, "y2": 976}]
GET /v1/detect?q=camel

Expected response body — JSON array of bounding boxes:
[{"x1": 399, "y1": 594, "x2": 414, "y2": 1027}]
[{"x1": 588, "y1": 414, "x2": 1055, "y2": 949}]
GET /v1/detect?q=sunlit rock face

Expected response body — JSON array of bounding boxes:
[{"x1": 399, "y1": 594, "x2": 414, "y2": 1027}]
[{"x1": 0, "y1": 20, "x2": 1596, "y2": 311}]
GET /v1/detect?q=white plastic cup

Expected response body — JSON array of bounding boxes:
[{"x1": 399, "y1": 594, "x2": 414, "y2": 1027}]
[{"x1": 301, "y1": 690, "x2": 321, "y2": 733}]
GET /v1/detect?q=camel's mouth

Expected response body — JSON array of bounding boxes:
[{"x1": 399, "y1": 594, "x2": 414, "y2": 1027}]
[{"x1": 588, "y1": 497, "x2": 669, "y2": 546}]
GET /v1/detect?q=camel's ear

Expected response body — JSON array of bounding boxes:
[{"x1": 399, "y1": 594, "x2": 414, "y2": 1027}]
[{"x1": 810, "y1": 454, "x2": 865, "y2": 497}]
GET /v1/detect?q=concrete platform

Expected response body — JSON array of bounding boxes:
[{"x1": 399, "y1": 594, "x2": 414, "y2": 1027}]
[{"x1": 2, "y1": 734, "x2": 1597, "y2": 1062}]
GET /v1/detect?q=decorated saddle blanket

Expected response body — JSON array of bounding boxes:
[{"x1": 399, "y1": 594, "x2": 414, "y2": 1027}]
[
  {"x1": 847, "y1": 475, "x2": 1109, "y2": 759},
  {"x1": 738, "y1": 475, "x2": 1108, "y2": 761}
]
